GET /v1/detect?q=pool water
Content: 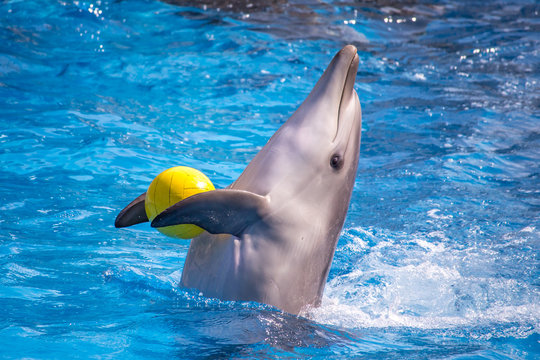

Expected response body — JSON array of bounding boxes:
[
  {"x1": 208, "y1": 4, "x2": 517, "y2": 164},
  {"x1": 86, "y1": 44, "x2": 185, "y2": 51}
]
[{"x1": 1, "y1": 0, "x2": 539, "y2": 358}]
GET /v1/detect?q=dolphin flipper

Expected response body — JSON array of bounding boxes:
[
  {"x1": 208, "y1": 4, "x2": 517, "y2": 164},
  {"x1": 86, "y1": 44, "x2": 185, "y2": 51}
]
[
  {"x1": 115, "y1": 193, "x2": 149, "y2": 228},
  {"x1": 151, "y1": 189, "x2": 269, "y2": 237}
]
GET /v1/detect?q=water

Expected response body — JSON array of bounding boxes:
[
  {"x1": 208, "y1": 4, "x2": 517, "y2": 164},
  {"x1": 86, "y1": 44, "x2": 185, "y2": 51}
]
[{"x1": 1, "y1": 0, "x2": 538, "y2": 358}]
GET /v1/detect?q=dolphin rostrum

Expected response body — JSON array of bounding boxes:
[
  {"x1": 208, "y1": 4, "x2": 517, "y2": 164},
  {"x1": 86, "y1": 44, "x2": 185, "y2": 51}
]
[{"x1": 115, "y1": 45, "x2": 362, "y2": 315}]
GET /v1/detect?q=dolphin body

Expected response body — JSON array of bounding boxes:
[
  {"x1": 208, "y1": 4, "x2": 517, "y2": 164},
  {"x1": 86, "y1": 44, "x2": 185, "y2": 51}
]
[{"x1": 115, "y1": 45, "x2": 362, "y2": 315}]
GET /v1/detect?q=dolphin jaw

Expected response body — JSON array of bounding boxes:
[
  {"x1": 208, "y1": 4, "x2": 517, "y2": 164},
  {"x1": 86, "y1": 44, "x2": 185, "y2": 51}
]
[
  {"x1": 333, "y1": 49, "x2": 360, "y2": 145},
  {"x1": 284, "y1": 45, "x2": 360, "y2": 151}
]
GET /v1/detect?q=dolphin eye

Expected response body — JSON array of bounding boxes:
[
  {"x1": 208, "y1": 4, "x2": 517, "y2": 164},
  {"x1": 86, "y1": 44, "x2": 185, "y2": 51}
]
[{"x1": 330, "y1": 154, "x2": 344, "y2": 170}]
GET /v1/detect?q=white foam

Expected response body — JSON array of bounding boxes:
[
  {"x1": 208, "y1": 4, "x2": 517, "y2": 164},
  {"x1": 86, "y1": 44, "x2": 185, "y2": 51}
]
[{"x1": 309, "y1": 226, "x2": 540, "y2": 339}]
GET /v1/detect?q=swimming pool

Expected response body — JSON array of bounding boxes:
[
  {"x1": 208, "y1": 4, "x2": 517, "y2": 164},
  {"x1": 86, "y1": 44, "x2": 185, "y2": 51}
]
[{"x1": 1, "y1": 0, "x2": 538, "y2": 358}]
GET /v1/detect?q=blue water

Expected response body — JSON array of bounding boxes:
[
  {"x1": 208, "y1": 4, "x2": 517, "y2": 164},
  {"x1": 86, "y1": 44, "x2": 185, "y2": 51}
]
[{"x1": 1, "y1": 0, "x2": 539, "y2": 358}]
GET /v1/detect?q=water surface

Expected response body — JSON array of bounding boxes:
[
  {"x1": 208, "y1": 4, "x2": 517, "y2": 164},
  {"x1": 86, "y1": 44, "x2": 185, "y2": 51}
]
[{"x1": 1, "y1": 0, "x2": 539, "y2": 358}]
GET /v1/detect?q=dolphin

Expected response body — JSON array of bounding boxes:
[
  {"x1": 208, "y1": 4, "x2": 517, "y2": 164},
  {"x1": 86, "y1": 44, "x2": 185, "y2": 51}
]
[{"x1": 115, "y1": 45, "x2": 362, "y2": 315}]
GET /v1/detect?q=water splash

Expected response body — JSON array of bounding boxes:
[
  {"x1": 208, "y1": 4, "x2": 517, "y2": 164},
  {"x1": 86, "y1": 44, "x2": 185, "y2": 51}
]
[{"x1": 310, "y1": 226, "x2": 539, "y2": 339}]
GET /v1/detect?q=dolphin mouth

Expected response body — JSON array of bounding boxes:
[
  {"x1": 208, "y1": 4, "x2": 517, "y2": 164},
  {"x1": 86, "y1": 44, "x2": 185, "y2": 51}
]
[{"x1": 334, "y1": 46, "x2": 359, "y2": 142}]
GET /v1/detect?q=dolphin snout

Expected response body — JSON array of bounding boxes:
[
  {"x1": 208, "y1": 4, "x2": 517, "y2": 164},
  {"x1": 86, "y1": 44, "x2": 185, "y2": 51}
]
[
  {"x1": 341, "y1": 46, "x2": 359, "y2": 106},
  {"x1": 340, "y1": 44, "x2": 357, "y2": 57}
]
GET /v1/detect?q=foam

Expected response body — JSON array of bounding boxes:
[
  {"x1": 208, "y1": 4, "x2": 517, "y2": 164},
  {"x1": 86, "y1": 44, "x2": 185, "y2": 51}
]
[{"x1": 309, "y1": 226, "x2": 540, "y2": 339}]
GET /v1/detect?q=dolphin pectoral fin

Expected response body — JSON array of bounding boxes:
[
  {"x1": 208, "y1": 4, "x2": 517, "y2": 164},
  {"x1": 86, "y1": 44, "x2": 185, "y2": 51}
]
[
  {"x1": 115, "y1": 192, "x2": 149, "y2": 228},
  {"x1": 150, "y1": 189, "x2": 269, "y2": 237}
]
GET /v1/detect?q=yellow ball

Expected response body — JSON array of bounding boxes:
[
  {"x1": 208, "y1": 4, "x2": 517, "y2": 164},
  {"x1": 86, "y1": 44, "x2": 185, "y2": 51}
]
[{"x1": 145, "y1": 166, "x2": 214, "y2": 239}]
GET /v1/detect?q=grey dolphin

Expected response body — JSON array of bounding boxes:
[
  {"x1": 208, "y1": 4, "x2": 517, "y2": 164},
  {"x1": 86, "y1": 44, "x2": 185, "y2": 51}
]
[{"x1": 115, "y1": 45, "x2": 362, "y2": 315}]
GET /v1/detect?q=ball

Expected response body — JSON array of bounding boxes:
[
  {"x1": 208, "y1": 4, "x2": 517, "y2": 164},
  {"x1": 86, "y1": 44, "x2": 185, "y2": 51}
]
[{"x1": 145, "y1": 166, "x2": 215, "y2": 239}]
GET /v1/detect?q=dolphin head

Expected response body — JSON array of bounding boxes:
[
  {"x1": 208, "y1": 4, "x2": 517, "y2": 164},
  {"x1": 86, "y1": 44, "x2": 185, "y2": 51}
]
[{"x1": 233, "y1": 45, "x2": 362, "y2": 226}]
